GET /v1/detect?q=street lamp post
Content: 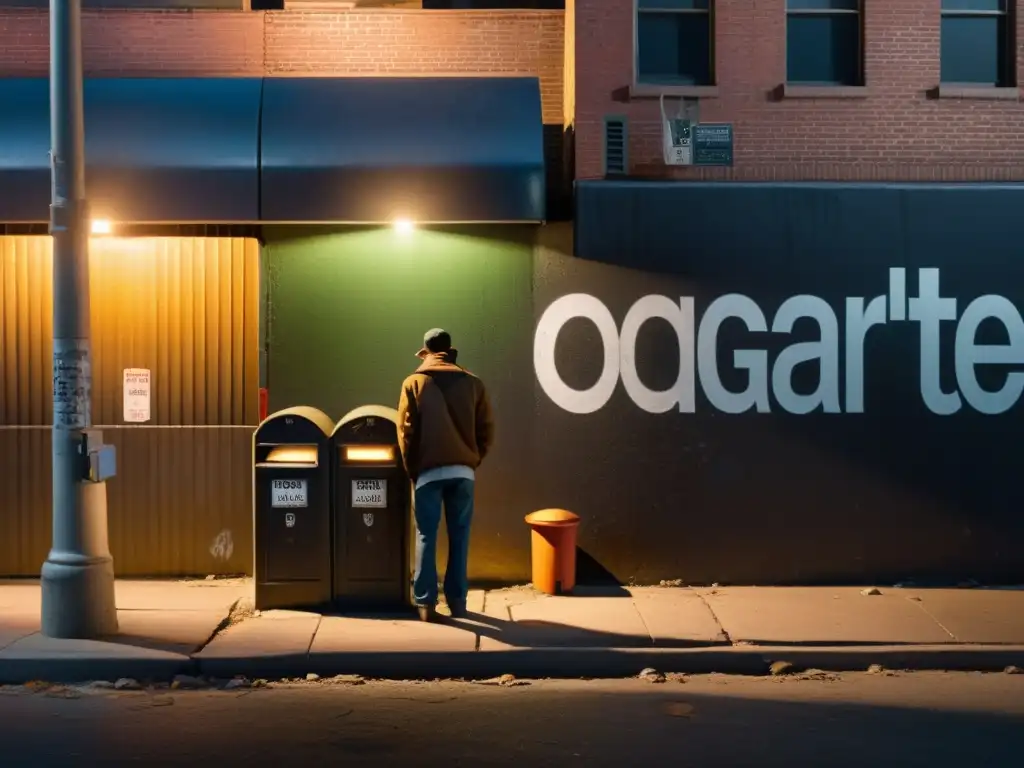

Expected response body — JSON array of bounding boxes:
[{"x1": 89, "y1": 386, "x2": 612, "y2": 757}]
[{"x1": 40, "y1": 0, "x2": 118, "y2": 638}]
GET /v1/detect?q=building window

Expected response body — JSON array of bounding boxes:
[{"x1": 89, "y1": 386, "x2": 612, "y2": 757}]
[
  {"x1": 785, "y1": 0, "x2": 862, "y2": 85},
  {"x1": 635, "y1": 0, "x2": 714, "y2": 86},
  {"x1": 941, "y1": 0, "x2": 1013, "y2": 86}
]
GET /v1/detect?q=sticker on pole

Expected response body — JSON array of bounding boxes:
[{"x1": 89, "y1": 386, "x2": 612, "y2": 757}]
[
  {"x1": 352, "y1": 479, "x2": 386, "y2": 508},
  {"x1": 123, "y1": 368, "x2": 151, "y2": 423},
  {"x1": 272, "y1": 479, "x2": 308, "y2": 508}
]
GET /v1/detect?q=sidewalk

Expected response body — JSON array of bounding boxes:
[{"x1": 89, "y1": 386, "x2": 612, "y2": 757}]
[{"x1": 3, "y1": 580, "x2": 1024, "y2": 684}]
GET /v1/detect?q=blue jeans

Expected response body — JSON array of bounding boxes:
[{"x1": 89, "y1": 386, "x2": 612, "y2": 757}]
[{"x1": 412, "y1": 477, "x2": 475, "y2": 609}]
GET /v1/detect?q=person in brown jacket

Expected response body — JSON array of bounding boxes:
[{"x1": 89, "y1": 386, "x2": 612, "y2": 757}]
[{"x1": 397, "y1": 328, "x2": 495, "y2": 622}]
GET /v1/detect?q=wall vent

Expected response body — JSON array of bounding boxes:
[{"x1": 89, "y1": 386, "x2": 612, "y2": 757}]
[{"x1": 602, "y1": 115, "x2": 628, "y2": 176}]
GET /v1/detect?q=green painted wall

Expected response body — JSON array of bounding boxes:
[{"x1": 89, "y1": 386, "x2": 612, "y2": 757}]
[{"x1": 264, "y1": 225, "x2": 541, "y2": 582}]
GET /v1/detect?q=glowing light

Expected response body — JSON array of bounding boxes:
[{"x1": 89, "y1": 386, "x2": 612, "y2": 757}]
[
  {"x1": 393, "y1": 218, "x2": 415, "y2": 235},
  {"x1": 264, "y1": 445, "x2": 318, "y2": 465},
  {"x1": 91, "y1": 219, "x2": 112, "y2": 235},
  {"x1": 345, "y1": 445, "x2": 395, "y2": 463}
]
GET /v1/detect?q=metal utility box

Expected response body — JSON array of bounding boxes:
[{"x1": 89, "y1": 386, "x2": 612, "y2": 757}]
[
  {"x1": 330, "y1": 404, "x2": 412, "y2": 610},
  {"x1": 253, "y1": 406, "x2": 334, "y2": 611}
]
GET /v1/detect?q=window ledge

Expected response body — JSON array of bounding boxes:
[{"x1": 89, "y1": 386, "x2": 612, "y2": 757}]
[
  {"x1": 629, "y1": 84, "x2": 719, "y2": 99},
  {"x1": 934, "y1": 85, "x2": 1019, "y2": 101},
  {"x1": 782, "y1": 85, "x2": 870, "y2": 100}
]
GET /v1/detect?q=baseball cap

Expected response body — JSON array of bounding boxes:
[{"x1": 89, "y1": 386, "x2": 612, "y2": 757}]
[{"x1": 416, "y1": 328, "x2": 454, "y2": 358}]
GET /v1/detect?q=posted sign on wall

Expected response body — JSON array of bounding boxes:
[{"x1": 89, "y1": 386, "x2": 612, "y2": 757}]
[{"x1": 123, "y1": 368, "x2": 151, "y2": 423}]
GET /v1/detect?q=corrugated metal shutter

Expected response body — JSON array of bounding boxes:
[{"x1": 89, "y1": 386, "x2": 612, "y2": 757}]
[
  {"x1": 0, "y1": 236, "x2": 259, "y2": 426},
  {"x1": 0, "y1": 236, "x2": 259, "y2": 577}
]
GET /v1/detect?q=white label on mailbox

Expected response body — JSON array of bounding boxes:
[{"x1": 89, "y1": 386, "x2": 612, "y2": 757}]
[
  {"x1": 352, "y1": 479, "x2": 387, "y2": 508},
  {"x1": 271, "y1": 479, "x2": 308, "y2": 508}
]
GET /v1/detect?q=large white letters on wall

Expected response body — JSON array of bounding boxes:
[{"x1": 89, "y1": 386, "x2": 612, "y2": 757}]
[{"x1": 533, "y1": 268, "x2": 1024, "y2": 416}]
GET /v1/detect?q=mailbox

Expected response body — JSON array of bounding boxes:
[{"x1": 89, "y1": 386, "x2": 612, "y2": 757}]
[
  {"x1": 253, "y1": 406, "x2": 334, "y2": 611},
  {"x1": 331, "y1": 405, "x2": 412, "y2": 610}
]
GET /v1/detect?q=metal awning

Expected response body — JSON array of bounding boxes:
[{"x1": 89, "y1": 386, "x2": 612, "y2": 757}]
[
  {"x1": 0, "y1": 78, "x2": 262, "y2": 223},
  {"x1": 259, "y1": 76, "x2": 546, "y2": 223}
]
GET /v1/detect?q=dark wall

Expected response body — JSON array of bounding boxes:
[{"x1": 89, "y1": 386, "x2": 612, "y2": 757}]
[{"x1": 564, "y1": 181, "x2": 1024, "y2": 585}]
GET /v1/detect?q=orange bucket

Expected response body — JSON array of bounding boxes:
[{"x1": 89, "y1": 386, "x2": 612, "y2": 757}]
[{"x1": 524, "y1": 509, "x2": 581, "y2": 595}]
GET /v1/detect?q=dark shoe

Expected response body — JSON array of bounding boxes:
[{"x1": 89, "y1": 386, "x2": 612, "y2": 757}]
[
  {"x1": 447, "y1": 602, "x2": 468, "y2": 619},
  {"x1": 417, "y1": 605, "x2": 438, "y2": 622}
]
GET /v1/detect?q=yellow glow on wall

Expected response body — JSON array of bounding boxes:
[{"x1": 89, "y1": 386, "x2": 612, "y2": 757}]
[
  {"x1": 91, "y1": 219, "x2": 112, "y2": 235},
  {"x1": 344, "y1": 445, "x2": 395, "y2": 463}
]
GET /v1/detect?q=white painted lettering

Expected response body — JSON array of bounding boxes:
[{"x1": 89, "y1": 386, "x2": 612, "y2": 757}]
[
  {"x1": 534, "y1": 293, "x2": 620, "y2": 415},
  {"x1": 844, "y1": 296, "x2": 887, "y2": 413},
  {"x1": 954, "y1": 295, "x2": 1024, "y2": 415},
  {"x1": 531, "y1": 268, "x2": 1024, "y2": 416},
  {"x1": 909, "y1": 268, "x2": 960, "y2": 415},
  {"x1": 619, "y1": 295, "x2": 696, "y2": 413},
  {"x1": 698, "y1": 295, "x2": 770, "y2": 414},
  {"x1": 771, "y1": 296, "x2": 841, "y2": 415}
]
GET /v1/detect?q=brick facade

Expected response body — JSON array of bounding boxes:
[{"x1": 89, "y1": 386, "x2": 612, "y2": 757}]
[
  {"x1": 575, "y1": 0, "x2": 1024, "y2": 181},
  {"x1": 0, "y1": 9, "x2": 563, "y2": 124}
]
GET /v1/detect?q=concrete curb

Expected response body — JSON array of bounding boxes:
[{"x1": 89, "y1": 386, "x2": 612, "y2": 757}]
[
  {"x1": 194, "y1": 645, "x2": 1024, "y2": 682},
  {"x1": 3, "y1": 645, "x2": 1022, "y2": 685},
  {"x1": 0, "y1": 654, "x2": 195, "y2": 685}
]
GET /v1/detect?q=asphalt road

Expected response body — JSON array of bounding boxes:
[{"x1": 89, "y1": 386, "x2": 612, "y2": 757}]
[{"x1": 1, "y1": 672, "x2": 1022, "y2": 767}]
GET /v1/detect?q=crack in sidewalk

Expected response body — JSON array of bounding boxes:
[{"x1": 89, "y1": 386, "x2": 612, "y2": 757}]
[
  {"x1": 906, "y1": 597, "x2": 958, "y2": 641},
  {"x1": 694, "y1": 589, "x2": 733, "y2": 645},
  {"x1": 192, "y1": 597, "x2": 253, "y2": 655},
  {"x1": 306, "y1": 615, "x2": 323, "y2": 658}
]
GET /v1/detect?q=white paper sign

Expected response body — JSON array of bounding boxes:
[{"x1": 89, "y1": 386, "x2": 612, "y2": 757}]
[{"x1": 123, "y1": 368, "x2": 151, "y2": 423}]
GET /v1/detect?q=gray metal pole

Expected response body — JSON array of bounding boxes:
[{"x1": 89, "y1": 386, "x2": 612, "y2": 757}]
[{"x1": 41, "y1": 0, "x2": 118, "y2": 638}]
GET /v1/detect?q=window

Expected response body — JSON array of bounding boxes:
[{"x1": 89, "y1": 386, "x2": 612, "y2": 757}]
[
  {"x1": 941, "y1": 1, "x2": 1013, "y2": 86},
  {"x1": 786, "y1": 0, "x2": 862, "y2": 86},
  {"x1": 635, "y1": 0, "x2": 714, "y2": 86}
]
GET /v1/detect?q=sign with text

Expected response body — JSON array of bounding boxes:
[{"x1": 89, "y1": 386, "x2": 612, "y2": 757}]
[
  {"x1": 693, "y1": 123, "x2": 733, "y2": 166},
  {"x1": 122, "y1": 368, "x2": 151, "y2": 423}
]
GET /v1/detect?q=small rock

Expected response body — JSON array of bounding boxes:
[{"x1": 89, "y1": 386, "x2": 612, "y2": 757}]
[
  {"x1": 907, "y1": 596, "x2": 922, "y2": 602},
  {"x1": 114, "y1": 678, "x2": 141, "y2": 691},
  {"x1": 770, "y1": 661, "x2": 795, "y2": 676},
  {"x1": 665, "y1": 672, "x2": 688, "y2": 684},
  {"x1": 659, "y1": 579, "x2": 684, "y2": 588},
  {"x1": 327, "y1": 675, "x2": 365, "y2": 686},
  {"x1": 23, "y1": 680, "x2": 52, "y2": 692},
  {"x1": 205, "y1": 574, "x2": 216, "y2": 581},
  {"x1": 171, "y1": 675, "x2": 206, "y2": 690},
  {"x1": 478, "y1": 674, "x2": 530, "y2": 687},
  {"x1": 1004, "y1": 665, "x2": 1022, "y2": 675},
  {"x1": 860, "y1": 587, "x2": 882, "y2": 596},
  {"x1": 251, "y1": 679, "x2": 269, "y2": 688},
  {"x1": 798, "y1": 669, "x2": 841, "y2": 682},
  {"x1": 84, "y1": 681, "x2": 115, "y2": 690},
  {"x1": 223, "y1": 678, "x2": 250, "y2": 690},
  {"x1": 306, "y1": 673, "x2": 320, "y2": 682},
  {"x1": 44, "y1": 686, "x2": 81, "y2": 700},
  {"x1": 867, "y1": 664, "x2": 886, "y2": 674},
  {"x1": 639, "y1": 667, "x2": 666, "y2": 683}
]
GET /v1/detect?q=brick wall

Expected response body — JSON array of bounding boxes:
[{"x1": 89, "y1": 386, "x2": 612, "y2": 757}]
[
  {"x1": 576, "y1": 0, "x2": 1024, "y2": 181},
  {"x1": 0, "y1": 9, "x2": 563, "y2": 123}
]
